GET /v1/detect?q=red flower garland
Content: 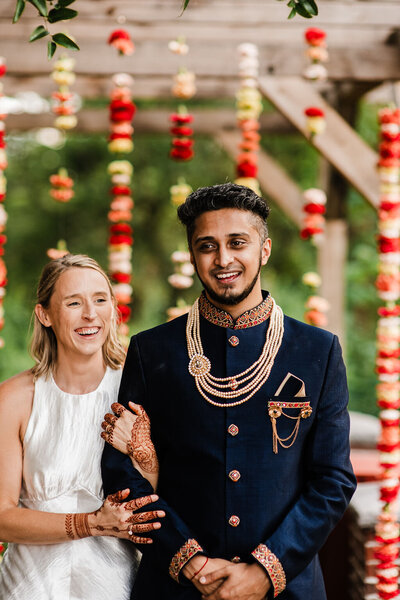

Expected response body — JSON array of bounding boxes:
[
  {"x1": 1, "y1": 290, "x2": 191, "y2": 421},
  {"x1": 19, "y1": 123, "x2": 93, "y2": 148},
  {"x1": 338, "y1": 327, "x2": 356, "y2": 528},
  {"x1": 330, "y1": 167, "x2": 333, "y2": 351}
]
[
  {"x1": 374, "y1": 107, "x2": 400, "y2": 600},
  {"x1": 107, "y1": 71, "x2": 135, "y2": 345},
  {"x1": 108, "y1": 29, "x2": 135, "y2": 56}
]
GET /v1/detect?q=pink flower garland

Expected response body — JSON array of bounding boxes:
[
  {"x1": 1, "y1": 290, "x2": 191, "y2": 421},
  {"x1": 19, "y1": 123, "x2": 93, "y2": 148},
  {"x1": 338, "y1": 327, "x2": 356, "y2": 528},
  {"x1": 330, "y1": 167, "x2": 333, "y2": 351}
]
[
  {"x1": 374, "y1": 107, "x2": 400, "y2": 600},
  {"x1": 107, "y1": 71, "x2": 135, "y2": 347},
  {"x1": 0, "y1": 57, "x2": 7, "y2": 349}
]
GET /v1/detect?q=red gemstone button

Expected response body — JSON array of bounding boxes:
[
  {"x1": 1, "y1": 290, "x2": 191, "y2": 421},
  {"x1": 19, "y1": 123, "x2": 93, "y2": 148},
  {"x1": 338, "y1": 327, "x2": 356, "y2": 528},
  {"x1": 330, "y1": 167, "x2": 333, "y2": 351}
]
[
  {"x1": 228, "y1": 515, "x2": 240, "y2": 527},
  {"x1": 230, "y1": 379, "x2": 238, "y2": 390},
  {"x1": 229, "y1": 470, "x2": 241, "y2": 482},
  {"x1": 228, "y1": 424, "x2": 239, "y2": 436},
  {"x1": 228, "y1": 335, "x2": 239, "y2": 347},
  {"x1": 231, "y1": 556, "x2": 241, "y2": 563}
]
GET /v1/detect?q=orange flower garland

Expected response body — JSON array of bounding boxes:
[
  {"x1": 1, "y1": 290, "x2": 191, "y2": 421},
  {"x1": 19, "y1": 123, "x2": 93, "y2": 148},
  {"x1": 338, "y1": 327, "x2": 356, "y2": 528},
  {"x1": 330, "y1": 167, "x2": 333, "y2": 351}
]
[
  {"x1": 0, "y1": 57, "x2": 7, "y2": 349},
  {"x1": 374, "y1": 107, "x2": 400, "y2": 600}
]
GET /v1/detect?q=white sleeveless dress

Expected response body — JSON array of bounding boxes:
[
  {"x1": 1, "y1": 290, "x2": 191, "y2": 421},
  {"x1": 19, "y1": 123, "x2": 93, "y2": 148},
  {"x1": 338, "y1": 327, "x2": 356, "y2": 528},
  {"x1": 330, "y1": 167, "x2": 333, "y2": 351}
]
[{"x1": 0, "y1": 367, "x2": 139, "y2": 600}]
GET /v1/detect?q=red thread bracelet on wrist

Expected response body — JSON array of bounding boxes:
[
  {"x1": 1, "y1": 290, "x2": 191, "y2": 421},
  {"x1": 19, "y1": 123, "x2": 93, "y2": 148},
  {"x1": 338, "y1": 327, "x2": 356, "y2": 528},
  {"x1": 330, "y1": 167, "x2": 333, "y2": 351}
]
[{"x1": 190, "y1": 556, "x2": 209, "y2": 581}]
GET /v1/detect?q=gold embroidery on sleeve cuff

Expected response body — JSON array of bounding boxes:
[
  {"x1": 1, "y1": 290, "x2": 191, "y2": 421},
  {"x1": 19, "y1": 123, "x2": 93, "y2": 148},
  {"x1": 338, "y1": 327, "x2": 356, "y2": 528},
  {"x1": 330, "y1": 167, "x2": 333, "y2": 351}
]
[
  {"x1": 169, "y1": 538, "x2": 204, "y2": 582},
  {"x1": 251, "y1": 544, "x2": 286, "y2": 597}
]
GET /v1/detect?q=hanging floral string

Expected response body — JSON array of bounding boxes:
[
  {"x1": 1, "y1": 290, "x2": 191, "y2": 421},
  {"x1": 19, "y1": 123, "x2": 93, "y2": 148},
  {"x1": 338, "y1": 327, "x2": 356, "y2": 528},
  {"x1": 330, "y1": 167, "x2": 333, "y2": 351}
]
[
  {"x1": 108, "y1": 29, "x2": 135, "y2": 56},
  {"x1": 107, "y1": 64, "x2": 135, "y2": 347},
  {"x1": 47, "y1": 54, "x2": 79, "y2": 258},
  {"x1": 166, "y1": 38, "x2": 196, "y2": 320},
  {"x1": 304, "y1": 106, "x2": 326, "y2": 138},
  {"x1": 0, "y1": 57, "x2": 8, "y2": 351},
  {"x1": 374, "y1": 107, "x2": 400, "y2": 600},
  {"x1": 167, "y1": 250, "x2": 194, "y2": 320},
  {"x1": 234, "y1": 43, "x2": 262, "y2": 196},
  {"x1": 303, "y1": 27, "x2": 328, "y2": 81},
  {"x1": 300, "y1": 188, "x2": 330, "y2": 327}
]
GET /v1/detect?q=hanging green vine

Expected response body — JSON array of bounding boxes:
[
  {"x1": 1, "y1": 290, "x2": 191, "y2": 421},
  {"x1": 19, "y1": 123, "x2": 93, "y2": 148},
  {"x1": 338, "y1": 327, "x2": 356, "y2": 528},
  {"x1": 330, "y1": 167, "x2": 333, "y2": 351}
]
[
  {"x1": 181, "y1": 0, "x2": 318, "y2": 18},
  {"x1": 12, "y1": 0, "x2": 79, "y2": 59}
]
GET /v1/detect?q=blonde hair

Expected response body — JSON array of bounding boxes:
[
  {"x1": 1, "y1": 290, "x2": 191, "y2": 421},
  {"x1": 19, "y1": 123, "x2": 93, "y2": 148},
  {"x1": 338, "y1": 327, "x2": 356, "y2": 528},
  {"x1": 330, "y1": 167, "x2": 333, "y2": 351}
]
[{"x1": 30, "y1": 254, "x2": 126, "y2": 379}]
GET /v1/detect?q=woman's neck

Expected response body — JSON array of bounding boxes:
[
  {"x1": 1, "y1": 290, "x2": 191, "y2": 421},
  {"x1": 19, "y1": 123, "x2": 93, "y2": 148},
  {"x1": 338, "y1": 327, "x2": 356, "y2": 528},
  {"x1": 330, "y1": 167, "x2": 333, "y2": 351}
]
[{"x1": 52, "y1": 352, "x2": 106, "y2": 395}]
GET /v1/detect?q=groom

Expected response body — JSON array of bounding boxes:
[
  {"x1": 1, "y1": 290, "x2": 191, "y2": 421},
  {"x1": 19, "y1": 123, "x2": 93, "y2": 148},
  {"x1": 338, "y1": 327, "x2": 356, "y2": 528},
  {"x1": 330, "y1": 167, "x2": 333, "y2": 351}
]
[{"x1": 102, "y1": 182, "x2": 356, "y2": 599}]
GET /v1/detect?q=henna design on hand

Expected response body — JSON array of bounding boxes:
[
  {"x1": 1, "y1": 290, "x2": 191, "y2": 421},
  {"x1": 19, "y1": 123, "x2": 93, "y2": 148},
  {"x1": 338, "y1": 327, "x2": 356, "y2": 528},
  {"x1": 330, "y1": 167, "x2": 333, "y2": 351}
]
[
  {"x1": 126, "y1": 406, "x2": 159, "y2": 474},
  {"x1": 65, "y1": 513, "x2": 75, "y2": 540},
  {"x1": 108, "y1": 490, "x2": 126, "y2": 504},
  {"x1": 125, "y1": 510, "x2": 164, "y2": 523},
  {"x1": 111, "y1": 402, "x2": 126, "y2": 416},
  {"x1": 104, "y1": 413, "x2": 118, "y2": 426}
]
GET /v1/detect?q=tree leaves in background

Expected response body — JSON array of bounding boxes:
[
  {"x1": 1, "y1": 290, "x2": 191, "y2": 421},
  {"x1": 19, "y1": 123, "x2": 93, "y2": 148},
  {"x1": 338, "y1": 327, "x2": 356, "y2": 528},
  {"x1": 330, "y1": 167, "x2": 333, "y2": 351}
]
[
  {"x1": 29, "y1": 24, "x2": 49, "y2": 42},
  {"x1": 52, "y1": 32, "x2": 79, "y2": 50},
  {"x1": 181, "y1": 0, "x2": 319, "y2": 17},
  {"x1": 48, "y1": 7, "x2": 78, "y2": 23},
  {"x1": 12, "y1": 0, "x2": 79, "y2": 56},
  {"x1": 12, "y1": 0, "x2": 25, "y2": 23}
]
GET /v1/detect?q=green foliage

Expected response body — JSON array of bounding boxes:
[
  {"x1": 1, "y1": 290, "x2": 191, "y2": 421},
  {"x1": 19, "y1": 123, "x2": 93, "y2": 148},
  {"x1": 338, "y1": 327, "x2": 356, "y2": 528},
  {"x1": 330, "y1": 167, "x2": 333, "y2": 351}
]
[
  {"x1": 13, "y1": 0, "x2": 79, "y2": 57},
  {"x1": 181, "y1": 0, "x2": 318, "y2": 18}
]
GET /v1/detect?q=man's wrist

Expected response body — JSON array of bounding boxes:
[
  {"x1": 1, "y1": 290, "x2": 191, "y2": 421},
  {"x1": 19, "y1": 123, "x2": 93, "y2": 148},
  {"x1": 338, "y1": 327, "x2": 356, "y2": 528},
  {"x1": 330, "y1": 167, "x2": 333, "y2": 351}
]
[{"x1": 182, "y1": 554, "x2": 207, "y2": 579}]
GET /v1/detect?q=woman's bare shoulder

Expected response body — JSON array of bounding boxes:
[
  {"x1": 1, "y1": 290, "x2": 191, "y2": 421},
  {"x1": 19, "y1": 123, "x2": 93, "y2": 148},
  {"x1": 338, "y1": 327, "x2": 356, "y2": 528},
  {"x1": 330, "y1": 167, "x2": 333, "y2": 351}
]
[{"x1": 0, "y1": 370, "x2": 35, "y2": 410}]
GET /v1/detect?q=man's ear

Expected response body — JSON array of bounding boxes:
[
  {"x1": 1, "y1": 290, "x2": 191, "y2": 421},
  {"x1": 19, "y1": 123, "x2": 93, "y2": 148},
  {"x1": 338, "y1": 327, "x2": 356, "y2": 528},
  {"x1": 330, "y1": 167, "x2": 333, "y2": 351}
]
[
  {"x1": 35, "y1": 304, "x2": 52, "y2": 327},
  {"x1": 189, "y1": 250, "x2": 195, "y2": 266},
  {"x1": 261, "y1": 238, "x2": 272, "y2": 266}
]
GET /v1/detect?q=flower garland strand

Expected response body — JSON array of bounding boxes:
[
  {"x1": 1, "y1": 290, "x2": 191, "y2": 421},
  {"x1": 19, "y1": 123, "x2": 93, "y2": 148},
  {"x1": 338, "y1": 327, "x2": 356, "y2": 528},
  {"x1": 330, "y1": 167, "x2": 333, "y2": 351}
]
[
  {"x1": 0, "y1": 57, "x2": 8, "y2": 350},
  {"x1": 300, "y1": 188, "x2": 330, "y2": 327},
  {"x1": 374, "y1": 107, "x2": 400, "y2": 600},
  {"x1": 47, "y1": 54, "x2": 79, "y2": 258},
  {"x1": 107, "y1": 59, "x2": 136, "y2": 346},
  {"x1": 167, "y1": 37, "x2": 196, "y2": 320},
  {"x1": 303, "y1": 27, "x2": 328, "y2": 81},
  {"x1": 304, "y1": 106, "x2": 326, "y2": 138},
  {"x1": 234, "y1": 43, "x2": 262, "y2": 195}
]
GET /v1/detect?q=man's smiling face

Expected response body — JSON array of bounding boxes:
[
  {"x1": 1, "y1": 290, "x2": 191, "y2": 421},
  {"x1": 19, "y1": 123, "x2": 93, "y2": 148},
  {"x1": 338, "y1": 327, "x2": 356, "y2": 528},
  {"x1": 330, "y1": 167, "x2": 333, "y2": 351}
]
[{"x1": 190, "y1": 208, "x2": 271, "y2": 314}]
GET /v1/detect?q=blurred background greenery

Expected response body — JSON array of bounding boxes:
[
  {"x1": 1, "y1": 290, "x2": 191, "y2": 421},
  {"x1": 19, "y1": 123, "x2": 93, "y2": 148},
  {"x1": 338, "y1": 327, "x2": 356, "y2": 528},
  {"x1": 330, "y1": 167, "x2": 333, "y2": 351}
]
[{"x1": 1, "y1": 99, "x2": 380, "y2": 415}]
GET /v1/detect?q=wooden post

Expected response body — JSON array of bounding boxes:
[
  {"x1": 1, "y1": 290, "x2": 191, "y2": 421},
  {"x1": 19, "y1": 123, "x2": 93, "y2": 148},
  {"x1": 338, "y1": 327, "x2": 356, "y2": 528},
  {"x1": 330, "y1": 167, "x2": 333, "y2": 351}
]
[{"x1": 317, "y1": 219, "x2": 348, "y2": 350}]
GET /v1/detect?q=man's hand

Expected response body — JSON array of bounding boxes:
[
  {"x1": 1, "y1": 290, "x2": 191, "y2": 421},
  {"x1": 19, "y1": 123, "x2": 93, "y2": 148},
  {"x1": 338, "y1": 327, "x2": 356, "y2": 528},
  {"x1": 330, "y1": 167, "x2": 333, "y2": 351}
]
[
  {"x1": 183, "y1": 556, "x2": 232, "y2": 595},
  {"x1": 199, "y1": 562, "x2": 271, "y2": 600}
]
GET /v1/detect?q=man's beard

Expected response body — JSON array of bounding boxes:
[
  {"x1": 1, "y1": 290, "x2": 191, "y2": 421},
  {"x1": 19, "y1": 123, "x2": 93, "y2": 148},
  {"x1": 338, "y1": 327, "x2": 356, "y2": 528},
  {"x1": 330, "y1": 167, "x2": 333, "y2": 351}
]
[{"x1": 194, "y1": 257, "x2": 262, "y2": 307}]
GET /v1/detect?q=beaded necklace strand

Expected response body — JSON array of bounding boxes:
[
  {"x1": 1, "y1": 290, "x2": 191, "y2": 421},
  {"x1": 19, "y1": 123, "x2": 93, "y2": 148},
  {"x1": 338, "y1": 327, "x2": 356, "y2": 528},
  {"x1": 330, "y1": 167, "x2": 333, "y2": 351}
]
[{"x1": 186, "y1": 296, "x2": 284, "y2": 407}]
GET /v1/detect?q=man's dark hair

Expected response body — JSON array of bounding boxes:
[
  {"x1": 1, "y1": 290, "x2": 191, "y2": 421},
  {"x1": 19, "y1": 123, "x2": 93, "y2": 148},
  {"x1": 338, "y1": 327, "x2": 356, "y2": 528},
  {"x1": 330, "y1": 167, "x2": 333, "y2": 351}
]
[{"x1": 177, "y1": 182, "x2": 270, "y2": 247}]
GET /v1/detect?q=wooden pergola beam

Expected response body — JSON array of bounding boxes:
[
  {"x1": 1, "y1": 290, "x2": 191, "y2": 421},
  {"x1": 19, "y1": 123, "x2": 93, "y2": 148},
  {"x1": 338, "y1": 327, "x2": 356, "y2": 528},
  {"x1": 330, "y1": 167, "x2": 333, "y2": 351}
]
[
  {"x1": 258, "y1": 75, "x2": 380, "y2": 209},
  {"x1": 215, "y1": 129, "x2": 303, "y2": 227},
  {"x1": 5, "y1": 107, "x2": 295, "y2": 134}
]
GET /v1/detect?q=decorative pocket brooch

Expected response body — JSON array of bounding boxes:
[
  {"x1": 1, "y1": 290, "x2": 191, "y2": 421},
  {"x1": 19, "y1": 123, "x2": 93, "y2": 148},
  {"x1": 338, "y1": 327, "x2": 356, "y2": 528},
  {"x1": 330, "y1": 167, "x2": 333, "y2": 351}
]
[{"x1": 268, "y1": 372, "x2": 312, "y2": 454}]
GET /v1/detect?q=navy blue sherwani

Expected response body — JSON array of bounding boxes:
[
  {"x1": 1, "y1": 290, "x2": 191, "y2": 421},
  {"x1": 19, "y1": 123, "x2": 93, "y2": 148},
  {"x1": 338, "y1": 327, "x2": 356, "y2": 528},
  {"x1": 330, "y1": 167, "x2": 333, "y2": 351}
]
[{"x1": 102, "y1": 293, "x2": 356, "y2": 599}]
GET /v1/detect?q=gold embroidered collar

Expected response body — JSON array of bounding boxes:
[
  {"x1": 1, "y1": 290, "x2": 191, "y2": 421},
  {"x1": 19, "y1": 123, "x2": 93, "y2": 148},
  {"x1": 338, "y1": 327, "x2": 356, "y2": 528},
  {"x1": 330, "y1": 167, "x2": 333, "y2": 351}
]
[{"x1": 198, "y1": 292, "x2": 273, "y2": 330}]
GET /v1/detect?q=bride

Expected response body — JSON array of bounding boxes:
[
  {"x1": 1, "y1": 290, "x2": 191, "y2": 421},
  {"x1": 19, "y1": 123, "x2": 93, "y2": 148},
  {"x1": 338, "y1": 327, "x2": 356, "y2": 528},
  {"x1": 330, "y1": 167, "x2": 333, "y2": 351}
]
[{"x1": 0, "y1": 254, "x2": 164, "y2": 599}]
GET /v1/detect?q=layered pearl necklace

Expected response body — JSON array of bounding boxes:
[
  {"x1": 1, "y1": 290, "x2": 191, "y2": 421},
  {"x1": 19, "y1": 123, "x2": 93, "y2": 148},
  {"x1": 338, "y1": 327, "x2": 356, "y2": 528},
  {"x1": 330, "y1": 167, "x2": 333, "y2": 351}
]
[{"x1": 186, "y1": 296, "x2": 284, "y2": 407}]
